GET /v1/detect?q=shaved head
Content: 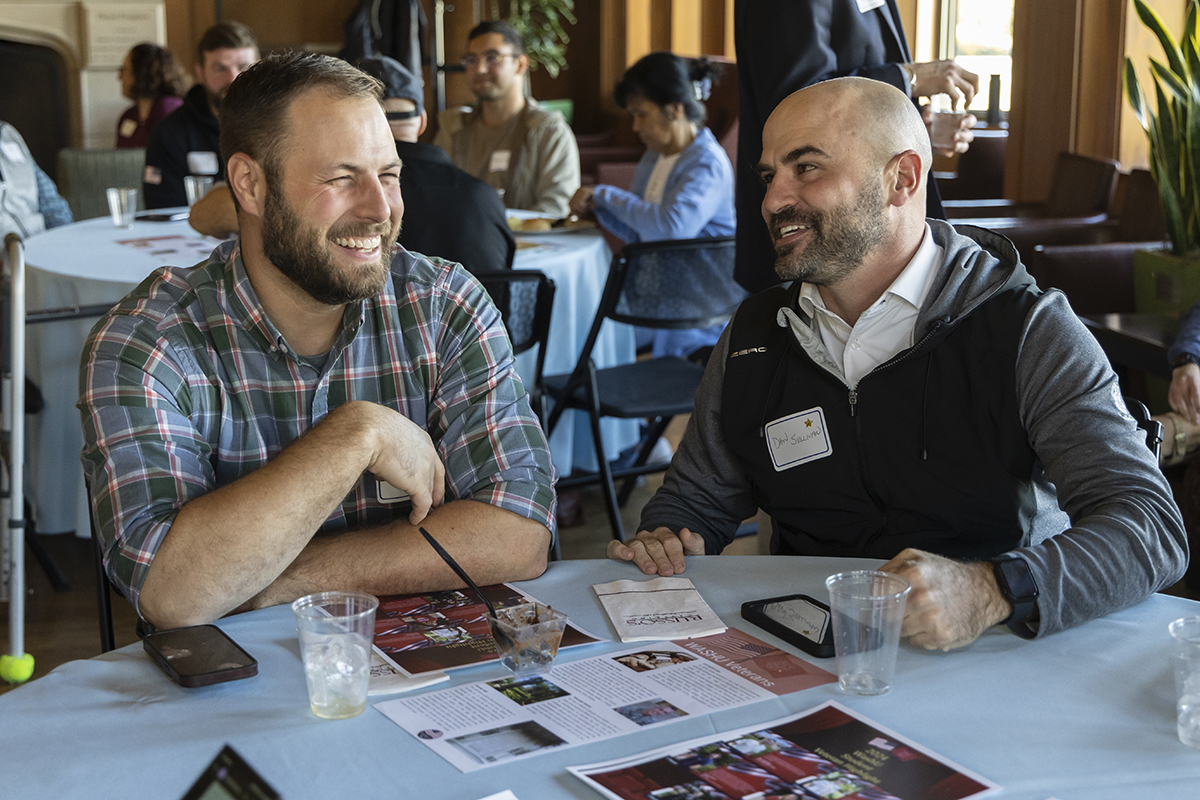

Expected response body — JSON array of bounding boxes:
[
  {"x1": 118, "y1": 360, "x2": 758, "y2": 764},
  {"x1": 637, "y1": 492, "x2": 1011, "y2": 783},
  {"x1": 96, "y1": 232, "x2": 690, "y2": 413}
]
[{"x1": 757, "y1": 77, "x2": 932, "y2": 289}]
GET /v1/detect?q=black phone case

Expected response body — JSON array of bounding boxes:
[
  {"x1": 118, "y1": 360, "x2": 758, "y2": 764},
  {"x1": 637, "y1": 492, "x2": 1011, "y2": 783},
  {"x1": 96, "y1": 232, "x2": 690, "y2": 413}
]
[
  {"x1": 741, "y1": 593, "x2": 836, "y2": 658},
  {"x1": 142, "y1": 625, "x2": 258, "y2": 687}
]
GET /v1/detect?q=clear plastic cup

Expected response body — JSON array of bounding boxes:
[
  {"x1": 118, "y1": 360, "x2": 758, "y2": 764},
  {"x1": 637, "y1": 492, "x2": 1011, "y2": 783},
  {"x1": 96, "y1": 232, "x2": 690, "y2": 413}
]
[
  {"x1": 105, "y1": 187, "x2": 137, "y2": 228},
  {"x1": 929, "y1": 92, "x2": 966, "y2": 151},
  {"x1": 825, "y1": 570, "x2": 911, "y2": 696},
  {"x1": 292, "y1": 591, "x2": 379, "y2": 719},
  {"x1": 487, "y1": 602, "x2": 568, "y2": 677},
  {"x1": 184, "y1": 175, "x2": 214, "y2": 207},
  {"x1": 1169, "y1": 616, "x2": 1200, "y2": 749}
]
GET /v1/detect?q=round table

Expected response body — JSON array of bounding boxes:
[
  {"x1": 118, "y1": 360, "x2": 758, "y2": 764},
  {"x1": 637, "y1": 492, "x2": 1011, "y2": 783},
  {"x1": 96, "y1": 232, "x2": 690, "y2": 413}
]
[
  {"x1": 21, "y1": 215, "x2": 636, "y2": 535},
  {"x1": 2, "y1": 556, "x2": 1199, "y2": 799}
]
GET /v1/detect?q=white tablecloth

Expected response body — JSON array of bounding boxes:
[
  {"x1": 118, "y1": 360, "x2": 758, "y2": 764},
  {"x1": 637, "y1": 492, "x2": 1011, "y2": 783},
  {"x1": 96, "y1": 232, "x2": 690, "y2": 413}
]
[
  {"x1": 21, "y1": 216, "x2": 635, "y2": 534},
  {"x1": 3, "y1": 556, "x2": 1199, "y2": 799}
]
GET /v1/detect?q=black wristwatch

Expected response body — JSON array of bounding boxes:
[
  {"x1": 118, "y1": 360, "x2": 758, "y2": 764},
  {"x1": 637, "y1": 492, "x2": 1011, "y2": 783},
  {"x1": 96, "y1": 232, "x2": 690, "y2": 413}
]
[
  {"x1": 991, "y1": 554, "x2": 1039, "y2": 639},
  {"x1": 1172, "y1": 352, "x2": 1200, "y2": 370}
]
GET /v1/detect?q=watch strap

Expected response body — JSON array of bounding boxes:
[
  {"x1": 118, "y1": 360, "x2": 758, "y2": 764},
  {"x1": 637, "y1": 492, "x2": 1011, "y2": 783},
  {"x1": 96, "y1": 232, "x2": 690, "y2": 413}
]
[
  {"x1": 991, "y1": 555, "x2": 1038, "y2": 638},
  {"x1": 1171, "y1": 352, "x2": 1200, "y2": 370}
]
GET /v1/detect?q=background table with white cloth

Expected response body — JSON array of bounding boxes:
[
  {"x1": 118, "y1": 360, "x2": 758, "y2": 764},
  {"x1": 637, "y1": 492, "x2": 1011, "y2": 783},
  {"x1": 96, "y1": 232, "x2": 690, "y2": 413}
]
[
  {"x1": 2, "y1": 556, "x2": 1198, "y2": 799},
  {"x1": 22, "y1": 215, "x2": 636, "y2": 535}
]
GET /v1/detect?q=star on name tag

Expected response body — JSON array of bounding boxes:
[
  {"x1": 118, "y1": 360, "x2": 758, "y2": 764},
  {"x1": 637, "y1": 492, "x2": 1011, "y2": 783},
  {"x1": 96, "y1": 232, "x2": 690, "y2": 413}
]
[{"x1": 764, "y1": 406, "x2": 833, "y2": 471}]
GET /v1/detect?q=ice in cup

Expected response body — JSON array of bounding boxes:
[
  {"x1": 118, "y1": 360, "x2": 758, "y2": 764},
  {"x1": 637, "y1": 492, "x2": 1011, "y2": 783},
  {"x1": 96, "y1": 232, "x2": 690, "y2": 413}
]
[
  {"x1": 929, "y1": 93, "x2": 967, "y2": 151},
  {"x1": 825, "y1": 570, "x2": 911, "y2": 696},
  {"x1": 487, "y1": 602, "x2": 568, "y2": 677},
  {"x1": 105, "y1": 187, "x2": 138, "y2": 228},
  {"x1": 292, "y1": 591, "x2": 379, "y2": 719},
  {"x1": 184, "y1": 175, "x2": 214, "y2": 207},
  {"x1": 1169, "y1": 616, "x2": 1200, "y2": 749}
]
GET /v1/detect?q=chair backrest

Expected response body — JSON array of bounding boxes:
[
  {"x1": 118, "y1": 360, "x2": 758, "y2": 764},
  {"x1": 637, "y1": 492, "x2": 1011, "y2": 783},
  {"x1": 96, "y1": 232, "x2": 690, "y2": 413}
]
[
  {"x1": 1124, "y1": 396, "x2": 1164, "y2": 460},
  {"x1": 1045, "y1": 152, "x2": 1119, "y2": 218},
  {"x1": 1116, "y1": 168, "x2": 1168, "y2": 243},
  {"x1": 56, "y1": 148, "x2": 146, "y2": 221},
  {"x1": 608, "y1": 236, "x2": 746, "y2": 330},
  {"x1": 474, "y1": 270, "x2": 556, "y2": 424}
]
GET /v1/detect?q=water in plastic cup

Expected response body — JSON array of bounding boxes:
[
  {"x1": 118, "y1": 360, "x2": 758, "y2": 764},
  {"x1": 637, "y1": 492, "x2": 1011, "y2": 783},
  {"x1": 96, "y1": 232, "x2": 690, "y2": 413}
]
[
  {"x1": 105, "y1": 187, "x2": 137, "y2": 228},
  {"x1": 184, "y1": 175, "x2": 214, "y2": 207},
  {"x1": 825, "y1": 570, "x2": 911, "y2": 696},
  {"x1": 1169, "y1": 616, "x2": 1200, "y2": 749},
  {"x1": 487, "y1": 602, "x2": 568, "y2": 677},
  {"x1": 928, "y1": 92, "x2": 966, "y2": 151},
  {"x1": 292, "y1": 591, "x2": 379, "y2": 719}
]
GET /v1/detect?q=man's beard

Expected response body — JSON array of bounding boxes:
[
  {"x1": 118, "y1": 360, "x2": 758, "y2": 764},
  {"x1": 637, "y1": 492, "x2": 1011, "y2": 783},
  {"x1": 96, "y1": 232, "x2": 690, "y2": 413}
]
[
  {"x1": 771, "y1": 180, "x2": 888, "y2": 285},
  {"x1": 205, "y1": 86, "x2": 226, "y2": 113},
  {"x1": 260, "y1": 181, "x2": 399, "y2": 306}
]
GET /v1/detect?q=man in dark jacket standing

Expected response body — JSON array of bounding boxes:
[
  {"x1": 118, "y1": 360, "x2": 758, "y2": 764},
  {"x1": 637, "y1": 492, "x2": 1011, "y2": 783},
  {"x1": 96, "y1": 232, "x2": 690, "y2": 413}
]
[
  {"x1": 143, "y1": 23, "x2": 258, "y2": 209},
  {"x1": 610, "y1": 78, "x2": 1188, "y2": 652}
]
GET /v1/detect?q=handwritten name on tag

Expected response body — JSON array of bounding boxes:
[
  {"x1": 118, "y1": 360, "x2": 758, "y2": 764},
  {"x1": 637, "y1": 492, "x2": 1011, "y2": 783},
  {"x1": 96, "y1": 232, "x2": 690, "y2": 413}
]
[{"x1": 765, "y1": 406, "x2": 832, "y2": 471}]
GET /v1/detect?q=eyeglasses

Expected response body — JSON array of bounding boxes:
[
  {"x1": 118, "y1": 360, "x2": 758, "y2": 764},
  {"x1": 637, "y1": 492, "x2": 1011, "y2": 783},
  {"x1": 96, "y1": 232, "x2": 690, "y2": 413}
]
[{"x1": 461, "y1": 51, "x2": 516, "y2": 69}]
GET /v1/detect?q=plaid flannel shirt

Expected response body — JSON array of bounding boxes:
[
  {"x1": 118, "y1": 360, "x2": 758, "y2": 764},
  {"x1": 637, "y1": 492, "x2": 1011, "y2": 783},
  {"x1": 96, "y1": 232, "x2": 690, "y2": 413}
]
[{"x1": 79, "y1": 241, "x2": 556, "y2": 609}]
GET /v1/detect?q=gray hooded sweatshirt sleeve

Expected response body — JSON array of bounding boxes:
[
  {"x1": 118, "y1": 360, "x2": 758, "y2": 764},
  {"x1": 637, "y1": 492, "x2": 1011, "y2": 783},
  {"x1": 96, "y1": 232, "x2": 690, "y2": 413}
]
[{"x1": 640, "y1": 222, "x2": 1187, "y2": 638}]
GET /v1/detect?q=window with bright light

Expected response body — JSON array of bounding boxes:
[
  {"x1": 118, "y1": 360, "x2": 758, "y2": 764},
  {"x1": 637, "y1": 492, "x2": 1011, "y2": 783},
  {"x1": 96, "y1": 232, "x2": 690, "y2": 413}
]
[{"x1": 943, "y1": 0, "x2": 1013, "y2": 114}]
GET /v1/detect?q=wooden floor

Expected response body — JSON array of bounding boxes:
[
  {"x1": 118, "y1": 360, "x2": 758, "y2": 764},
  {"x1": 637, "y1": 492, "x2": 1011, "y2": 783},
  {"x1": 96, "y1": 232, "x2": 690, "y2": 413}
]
[{"x1": 0, "y1": 417, "x2": 765, "y2": 694}]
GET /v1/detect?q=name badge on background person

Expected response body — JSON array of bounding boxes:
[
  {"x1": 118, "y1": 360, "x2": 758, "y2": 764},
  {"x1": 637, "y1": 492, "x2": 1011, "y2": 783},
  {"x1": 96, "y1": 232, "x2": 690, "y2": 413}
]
[
  {"x1": 765, "y1": 406, "x2": 833, "y2": 471},
  {"x1": 186, "y1": 151, "x2": 219, "y2": 175},
  {"x1": 856, "y1": 0, "x2": 886, "y2": 12},
  {"x1": 119, "y1": 119, "x2": 138, "y2": 139},
  {"x1": 376, "y1": 479, "x2": 411, "y2": 504},
  {"x1": 0, "y1": 141, "x2": 26, "y2": 162},
  {"x1": 489, "y1": 149, "x2": 511, "y2": 173}
]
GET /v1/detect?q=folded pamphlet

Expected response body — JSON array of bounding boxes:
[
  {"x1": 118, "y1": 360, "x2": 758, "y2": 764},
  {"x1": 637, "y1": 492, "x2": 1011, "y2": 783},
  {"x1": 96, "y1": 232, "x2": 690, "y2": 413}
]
[{"x1": 593, "y1": 576, "x2": 727, "y2": 642}]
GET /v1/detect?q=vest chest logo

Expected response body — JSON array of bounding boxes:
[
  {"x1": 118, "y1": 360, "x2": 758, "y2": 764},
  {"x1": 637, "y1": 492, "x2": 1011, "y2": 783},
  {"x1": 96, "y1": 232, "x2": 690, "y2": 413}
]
[
  {"x1": 729, "y1": 346, "x2": 767, "y2": 360},
  {"x1": 765, "y1": 406, "x2": 833, "y2": 471}
]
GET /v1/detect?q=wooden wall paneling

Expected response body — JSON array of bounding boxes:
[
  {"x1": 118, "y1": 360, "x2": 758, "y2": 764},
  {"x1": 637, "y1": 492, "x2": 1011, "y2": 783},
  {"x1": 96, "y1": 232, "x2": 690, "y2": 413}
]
[
  {"x1": 1006, "y1": 0, "x2": 1081, "y2": 202},
  {"x1": 669, "y1": 0, "x2": 703, "y2": 56},
  {"x1": 1074, "y1": 0, "x2": 1126, "y2": 163}
]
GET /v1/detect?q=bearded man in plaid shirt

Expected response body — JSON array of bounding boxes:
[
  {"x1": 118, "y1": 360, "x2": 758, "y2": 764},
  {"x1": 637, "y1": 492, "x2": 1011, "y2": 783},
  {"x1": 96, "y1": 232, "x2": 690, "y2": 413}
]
[{"x1": 79, "y1": 52, "x2": 556, "y2": 630}]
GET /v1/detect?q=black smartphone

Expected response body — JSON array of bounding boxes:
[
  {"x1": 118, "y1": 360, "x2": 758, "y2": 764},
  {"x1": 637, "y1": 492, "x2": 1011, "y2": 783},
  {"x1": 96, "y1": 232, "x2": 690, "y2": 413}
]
[
  {"x1": 135, "y1": 211, "x2": 189, "y2": 221},
  {"x1": 142, "y1": 625, "x2": 258, "y2": 687},
  {"x1": 741, "y1": 593, "x2": 835, "y2": 658}
]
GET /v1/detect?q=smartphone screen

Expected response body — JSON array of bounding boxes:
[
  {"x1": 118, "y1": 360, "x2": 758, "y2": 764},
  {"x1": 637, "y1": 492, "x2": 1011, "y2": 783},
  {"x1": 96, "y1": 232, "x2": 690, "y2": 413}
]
[
  {"x1": 143, "y1": 625, "x2": 256, "y2": 686},
  {"x1": 761, "y1": 597, "x2": 830, "y2": 643}
]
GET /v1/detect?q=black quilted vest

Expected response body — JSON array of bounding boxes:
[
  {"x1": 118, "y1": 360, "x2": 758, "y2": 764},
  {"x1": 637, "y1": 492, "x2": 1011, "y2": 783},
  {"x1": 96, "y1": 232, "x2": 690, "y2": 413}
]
[{"x1": 720, "y1": 280, "x2": 1044, "y2": 560}]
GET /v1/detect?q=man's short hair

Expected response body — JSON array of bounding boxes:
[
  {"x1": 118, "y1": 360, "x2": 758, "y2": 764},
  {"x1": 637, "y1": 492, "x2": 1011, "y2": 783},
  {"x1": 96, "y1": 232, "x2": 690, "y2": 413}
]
[
  {"x1": 196, "y1": 21, "x2": 258, "y2": 64},
  {"x1": 467, "y1": 20, "x2": 525, "y2": 55},
  {"x1": 219, "y1": 52, "x2": 383, "y2": 204}
]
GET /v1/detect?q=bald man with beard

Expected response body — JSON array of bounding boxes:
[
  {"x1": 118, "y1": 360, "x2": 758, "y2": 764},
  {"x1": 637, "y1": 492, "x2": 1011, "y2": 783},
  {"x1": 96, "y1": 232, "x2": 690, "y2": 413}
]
[{"x1": 608, "y1": 78, "x2": 1187, "y2": 650}]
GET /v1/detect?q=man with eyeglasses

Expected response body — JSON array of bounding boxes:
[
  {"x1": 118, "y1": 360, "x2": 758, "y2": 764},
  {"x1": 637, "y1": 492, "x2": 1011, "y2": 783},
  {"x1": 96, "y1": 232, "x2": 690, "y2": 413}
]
[{"x1": 435, "y1": 20, "x2": 580, "y2": 218}]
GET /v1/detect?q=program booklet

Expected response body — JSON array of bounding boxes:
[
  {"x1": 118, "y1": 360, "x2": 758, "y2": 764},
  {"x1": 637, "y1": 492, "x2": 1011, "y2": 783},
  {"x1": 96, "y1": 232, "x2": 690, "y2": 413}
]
[{"x1": 569, "y1": 700, "x2": 999, "y2": 800}]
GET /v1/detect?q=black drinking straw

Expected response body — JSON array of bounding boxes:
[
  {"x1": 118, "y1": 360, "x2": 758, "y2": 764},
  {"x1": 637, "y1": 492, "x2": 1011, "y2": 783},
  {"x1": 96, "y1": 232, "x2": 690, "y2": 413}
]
[{"x1": 420, "y1": 527, "x2": 498, "y2": 618}]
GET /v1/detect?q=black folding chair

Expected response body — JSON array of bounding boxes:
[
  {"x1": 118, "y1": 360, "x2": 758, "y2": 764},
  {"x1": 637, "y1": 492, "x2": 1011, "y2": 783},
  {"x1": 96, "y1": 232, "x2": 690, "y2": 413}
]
[
  {"x1": 543, "y1": 236, "x2": 746, "y2": 542},
  {"x1": 475, "y1": 270, "x2": 556, "y2": 429},
  {"x1": 1124, "y1": 396, "x2": 1164, "y2": 460}
]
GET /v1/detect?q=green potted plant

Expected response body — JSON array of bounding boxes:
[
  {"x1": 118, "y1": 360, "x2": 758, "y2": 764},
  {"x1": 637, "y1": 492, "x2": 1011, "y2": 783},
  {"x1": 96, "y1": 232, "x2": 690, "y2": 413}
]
[
  {"x1": 488, "y1": 0, "x2": 576, "y2": 78},
  {"x1": 1125, "y1": 0, "x2": 1200, "y2": 314}
]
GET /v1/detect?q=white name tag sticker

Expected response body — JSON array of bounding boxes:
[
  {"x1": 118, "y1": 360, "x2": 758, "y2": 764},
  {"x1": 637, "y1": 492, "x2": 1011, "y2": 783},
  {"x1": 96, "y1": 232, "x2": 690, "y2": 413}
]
[
  {"x1": 1, "y1": 141, "x2": 25, "y2": 162},
  {"x1": 765, "y1": 406, "x2": 832, "y2": 471},
  {"x1": 376, "y1": 479, "x2": 410, "y2": 504},
  {"x1": 489, "y1": 149, "x2": 511, "y2": 173},
  {"x1": 856, "y1": 0, "x2": 886, "y2": 11},
  {"x1": 119, "y1": 118, "x2": 138, "y2": 139},
  {"x1": 186, "y1": 150, "x2": 219, "y2": 175}
]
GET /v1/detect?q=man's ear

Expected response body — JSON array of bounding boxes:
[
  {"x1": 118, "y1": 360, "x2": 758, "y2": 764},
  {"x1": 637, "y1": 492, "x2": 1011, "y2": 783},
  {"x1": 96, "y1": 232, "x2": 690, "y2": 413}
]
[
  {"x1": 887, "y1": 150, "x2": 924, "y2": 207},
  {"x1": 515, "y1": 53, "x2": 530, "y2": 77},
  {"x1": 226, "y1": 153, "x2": 267, "y2": 217},
  {"x1": 665, "y1": 102, "x2": 684, "y2": 121},
  {"x1": 417, "y1": 110, "x2": 429, "y2": 138}
]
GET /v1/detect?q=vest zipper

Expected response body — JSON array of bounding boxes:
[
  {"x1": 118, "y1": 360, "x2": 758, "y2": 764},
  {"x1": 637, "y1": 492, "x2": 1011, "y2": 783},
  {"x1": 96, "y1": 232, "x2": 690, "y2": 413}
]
[{"x1": 848, "y1": 389, "x2": 858, "y2": 417}]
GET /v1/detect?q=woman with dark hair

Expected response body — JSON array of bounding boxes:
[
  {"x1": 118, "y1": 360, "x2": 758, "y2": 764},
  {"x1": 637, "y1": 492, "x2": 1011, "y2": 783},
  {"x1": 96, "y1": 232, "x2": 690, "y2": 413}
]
[
  {"x1": 116, "y1": 43, "x2": 186, "y2": 149},
  {"x1": 570, "y1": 51, "x2": 734, "y2": 359}
]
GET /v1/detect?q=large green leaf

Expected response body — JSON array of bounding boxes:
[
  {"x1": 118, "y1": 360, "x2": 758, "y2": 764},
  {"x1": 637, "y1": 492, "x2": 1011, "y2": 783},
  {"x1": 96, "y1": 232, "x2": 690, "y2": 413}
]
[{"x1": 1135, "y1": 0, "x2": 1188, "y2": 79}]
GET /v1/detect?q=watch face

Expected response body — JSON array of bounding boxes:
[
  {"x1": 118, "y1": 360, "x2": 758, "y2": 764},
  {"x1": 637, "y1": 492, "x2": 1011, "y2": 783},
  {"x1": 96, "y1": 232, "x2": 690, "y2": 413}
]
[{"x1": 997, "y1": 558, "x2": 1038, "y2": 601}]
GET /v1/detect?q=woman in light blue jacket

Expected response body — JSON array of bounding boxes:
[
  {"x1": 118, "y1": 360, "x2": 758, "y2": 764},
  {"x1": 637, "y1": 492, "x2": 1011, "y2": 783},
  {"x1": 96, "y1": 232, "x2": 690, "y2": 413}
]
[{"x1": 570, "y1": 52, "x2": 734, "y2": 359}]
